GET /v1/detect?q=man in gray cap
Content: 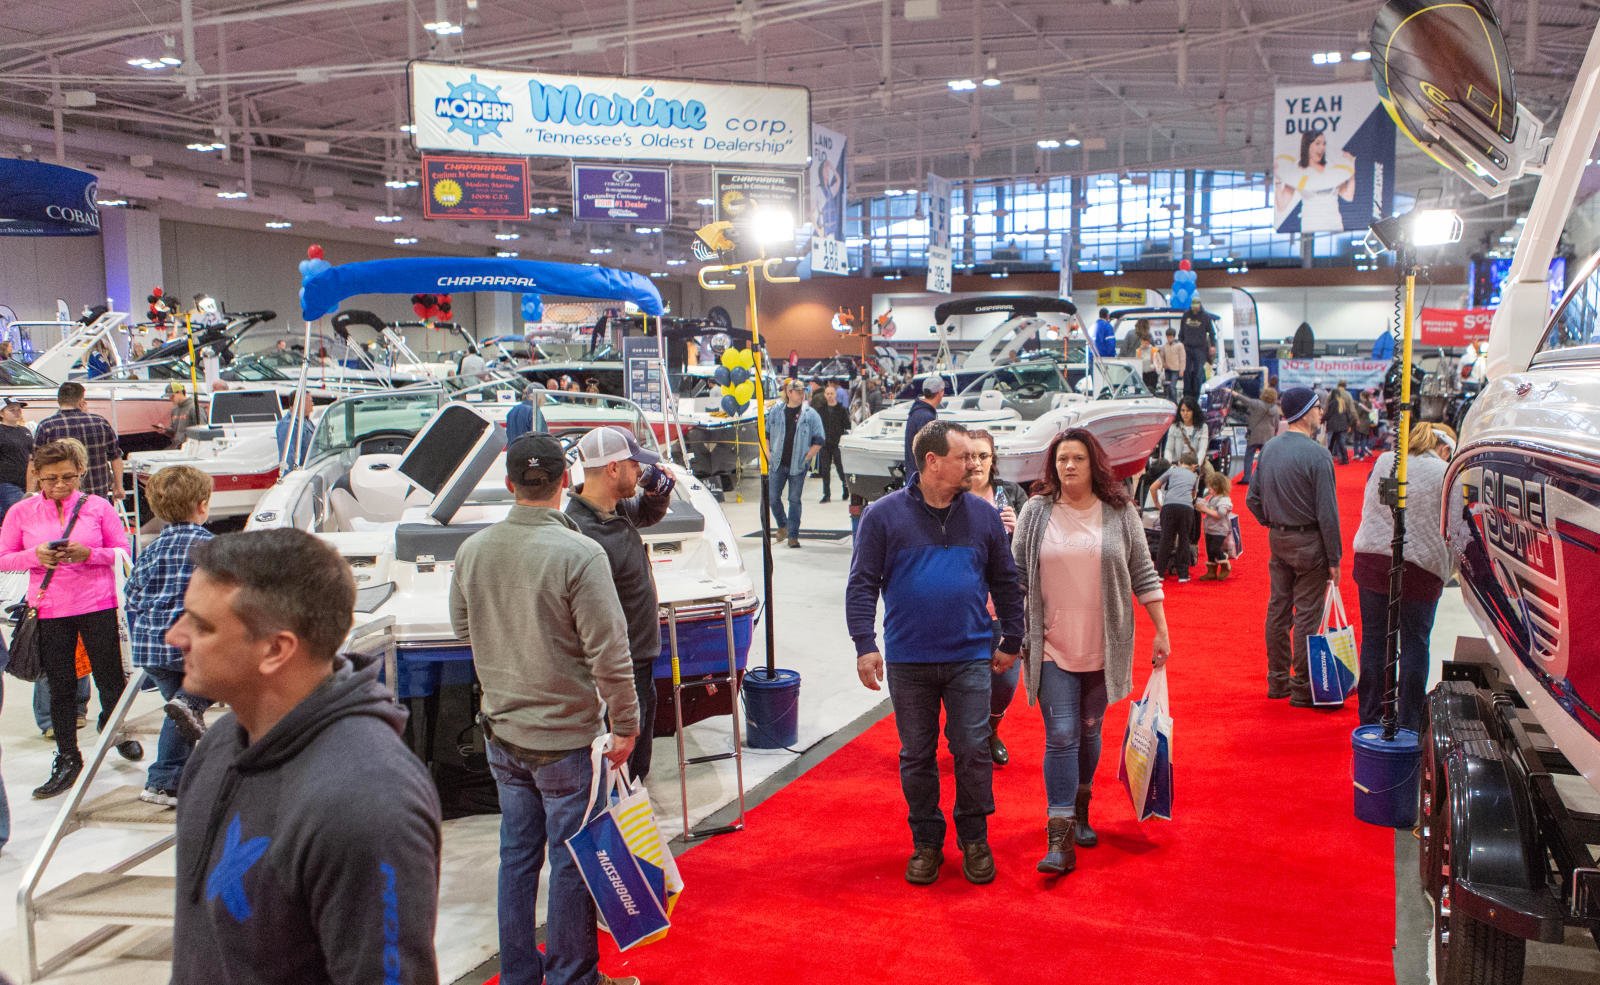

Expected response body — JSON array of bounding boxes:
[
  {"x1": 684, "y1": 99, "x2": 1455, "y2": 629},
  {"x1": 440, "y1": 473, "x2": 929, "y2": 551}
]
[
  {"x1": 765, "y1": 380, "x2": 826, "y2": 548},
  {"x1": 1246, "y1": 386, "x2": 1340, "y2": 707},
  {"x1": 903, "y1": 375, "x2": 946, "y2": 487},
  {"x1": 449, "y1": 432, "x2": 640, "y2": 985}
]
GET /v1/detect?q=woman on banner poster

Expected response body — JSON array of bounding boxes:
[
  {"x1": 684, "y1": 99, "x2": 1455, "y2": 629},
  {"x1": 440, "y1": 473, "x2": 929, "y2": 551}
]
[{"x1": 1274, "y1": 128, "x2": 1355, "y2": 233}]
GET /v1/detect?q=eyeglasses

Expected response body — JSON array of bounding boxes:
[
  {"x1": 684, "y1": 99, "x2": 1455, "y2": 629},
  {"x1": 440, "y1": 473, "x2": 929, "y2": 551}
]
[{"x1": 38, "y1": 473, "x2": 83, "y2": 485}]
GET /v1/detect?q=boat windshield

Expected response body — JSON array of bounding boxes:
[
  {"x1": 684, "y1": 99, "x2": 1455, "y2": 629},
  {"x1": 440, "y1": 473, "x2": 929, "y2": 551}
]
[
  {"x1": 310, "y1": 389, "x2": 446, "y2": 460},
  {"x1": 1089, "y1": 359, "x2": 1155, "y2": 399},
  {"x1": 0, "y1": 359, "x2": 58, "y2": 387},
  {"x1": 955, "y1": 362, "x2": 1069, "y2": 398},
  {"x1": 1541, "y1": 249, "x2": 1600, "y2": 355}
]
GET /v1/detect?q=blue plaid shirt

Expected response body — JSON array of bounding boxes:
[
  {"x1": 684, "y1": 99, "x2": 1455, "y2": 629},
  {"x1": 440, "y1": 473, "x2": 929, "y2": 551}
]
[{"x1": 126, "y1": 522, "x2": 212, "y2": 669}]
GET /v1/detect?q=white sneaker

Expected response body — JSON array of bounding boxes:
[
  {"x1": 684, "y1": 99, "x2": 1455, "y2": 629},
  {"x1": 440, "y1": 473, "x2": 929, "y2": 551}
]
[{"x1": 138, "y1": 786, "x2": 178, "y2": 808}]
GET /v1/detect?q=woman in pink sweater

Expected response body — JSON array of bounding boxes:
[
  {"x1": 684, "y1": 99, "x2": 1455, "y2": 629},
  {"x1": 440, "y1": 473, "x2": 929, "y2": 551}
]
[{"x1": 0, "y1": 439, "x2": 139, "y2": 798}]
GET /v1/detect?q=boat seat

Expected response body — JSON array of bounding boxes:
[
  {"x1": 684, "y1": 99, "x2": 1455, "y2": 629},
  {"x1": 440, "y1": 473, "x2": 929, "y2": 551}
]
[
  {"x1": 394, "y1": 522, "x2": 494, "y2": 563},
  {"x1": 977, "y1": 389, "x2": 1005, "y2": 412},
  {"x1": 347, "y1": 453, "x2": 420, "y2": 521},
  {"x1": 327, "y1": 487, "x2": 370, "y2": 532}
]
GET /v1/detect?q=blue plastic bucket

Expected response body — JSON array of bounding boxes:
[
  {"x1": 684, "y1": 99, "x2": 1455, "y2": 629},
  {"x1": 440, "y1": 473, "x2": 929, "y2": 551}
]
[
  {"x1": 743, "y1": 668, "x2": 801, "y2": 749},
  {"x1": 1351, "y1": 725, "x2": 1421, "y2": 827}
]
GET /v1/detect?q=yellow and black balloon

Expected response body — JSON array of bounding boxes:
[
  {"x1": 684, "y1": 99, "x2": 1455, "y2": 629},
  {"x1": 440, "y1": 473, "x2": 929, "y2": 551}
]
[{"x1": 714, "y1": 346, "x2": 757, "y2": 416}]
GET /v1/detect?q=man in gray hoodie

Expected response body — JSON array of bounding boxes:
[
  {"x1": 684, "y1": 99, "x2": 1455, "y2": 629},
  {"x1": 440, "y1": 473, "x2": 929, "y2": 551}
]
[
  {"x1": 170, "y1": 529, "x2": 441, "y2": 985},
  {"x1": 451, "y1": 432, "x2": 640, "y2": 985}
]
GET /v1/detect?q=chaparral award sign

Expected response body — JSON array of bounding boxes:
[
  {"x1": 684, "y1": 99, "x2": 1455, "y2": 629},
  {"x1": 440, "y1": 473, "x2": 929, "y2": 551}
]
[{"x1": 410, "y1": 61, "x2": 811, "y2": 167}]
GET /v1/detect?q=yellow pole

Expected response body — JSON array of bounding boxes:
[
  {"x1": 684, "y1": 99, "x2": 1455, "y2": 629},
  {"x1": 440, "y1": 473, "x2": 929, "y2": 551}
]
[
  {"x1": 1396, "y1": 271, "x2": 1415, "y2": 511},
  {"x1": 747, "y1": 263, "x2": 771, "y2": 475},
  {"x1": 184, "y1": 313, "x2": 200, "y2": 396}
]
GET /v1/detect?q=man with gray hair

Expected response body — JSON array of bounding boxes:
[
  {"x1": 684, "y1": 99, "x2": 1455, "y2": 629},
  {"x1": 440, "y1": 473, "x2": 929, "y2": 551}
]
[
  {"x1": 902, "y1": 374, "x2": 945, "y2": 487},
  {"x1": 169, "y1": 528, "x2": 441, "y2": 985}
]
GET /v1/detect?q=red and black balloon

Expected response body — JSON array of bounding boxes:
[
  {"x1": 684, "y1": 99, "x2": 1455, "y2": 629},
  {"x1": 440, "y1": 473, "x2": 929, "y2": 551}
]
[
  {"x1": 410, "y1": 293, "x2": 453, "y2": 321},
  {"x1": 147, "y1": 286, "x2": 173, "y2": 327}
]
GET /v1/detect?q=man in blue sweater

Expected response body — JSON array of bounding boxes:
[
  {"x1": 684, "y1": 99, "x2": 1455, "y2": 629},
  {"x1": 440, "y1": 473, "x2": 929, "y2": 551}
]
[{"x1": 847, "y1": 419, "x2": 1024, "y2": 886}]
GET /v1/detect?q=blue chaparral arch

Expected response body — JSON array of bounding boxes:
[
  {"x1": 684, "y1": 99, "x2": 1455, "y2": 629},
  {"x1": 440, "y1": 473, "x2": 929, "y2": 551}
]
[{"x1": 299, "y1": 256, "x2": 664, "y2": 321}]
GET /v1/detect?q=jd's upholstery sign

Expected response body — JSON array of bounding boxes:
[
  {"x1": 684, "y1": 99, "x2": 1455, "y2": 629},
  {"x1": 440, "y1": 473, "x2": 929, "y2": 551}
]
[
  {"x1": 1271, "y1": 82, "x2": 1395, "y2": 234},
  {"x1": 0, "y1": 158, "x2": 100, "y2": 236},
  {"x1": 421, "y1": 155, "x2": 529, "y2": 221},
  {"x1": 410, "y1": 62, "x2": 810, "y2": 167},
  {"x1": 712, "y1": 170, "x2": 803, "y2": 227},
  {"x1": 808, "y1": 124, "x2": 847, "y2": 239},
  {"x1": 572, "y1": 165, "x2": 670, "y2": 223}
]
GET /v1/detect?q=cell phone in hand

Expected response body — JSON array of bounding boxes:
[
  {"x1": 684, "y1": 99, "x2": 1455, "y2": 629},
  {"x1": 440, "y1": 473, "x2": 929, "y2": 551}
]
[{"x1": 47, "y1": 540, "x2": 68, "y2": 551}]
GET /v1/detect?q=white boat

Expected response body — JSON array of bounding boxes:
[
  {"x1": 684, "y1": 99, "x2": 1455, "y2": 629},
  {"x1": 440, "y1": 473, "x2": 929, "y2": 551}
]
[
  {"x1": 127, "y1": 389, "x2": 293, "y2": 523},
  {"x1": 244, "y1": 388, "x2": 759, "y2": 711},
  {"x1": 839, "y1": 297, "x2": 1176, "y2": 500}
]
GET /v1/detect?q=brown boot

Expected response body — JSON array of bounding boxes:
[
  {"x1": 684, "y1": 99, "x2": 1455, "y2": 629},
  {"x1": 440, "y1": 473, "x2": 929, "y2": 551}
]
[
  {"x1": 1199, "y1": 563, "x2": 1219, "y2": 581},
  {"x1": 1036, "y1": 817, "x2": 1076, "y2": 874},
  {"x1": 1074, "y1": 785, "x2": 1098, "y2": 847},
  {"x1": 1219, "y1": 561, "x2": 1231, "y2": 580}
]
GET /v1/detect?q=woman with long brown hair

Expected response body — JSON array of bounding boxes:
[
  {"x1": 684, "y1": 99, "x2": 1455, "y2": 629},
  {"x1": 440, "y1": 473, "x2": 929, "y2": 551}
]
[{"x1": 1012, "y1": 428, "x2": 1170, "y2": 876}]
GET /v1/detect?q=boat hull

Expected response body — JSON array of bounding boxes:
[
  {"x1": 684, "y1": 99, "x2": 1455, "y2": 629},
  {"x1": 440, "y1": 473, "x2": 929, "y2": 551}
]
[{"x1": 1445, "y1": 361, "x2": 1600, "y2": 791}]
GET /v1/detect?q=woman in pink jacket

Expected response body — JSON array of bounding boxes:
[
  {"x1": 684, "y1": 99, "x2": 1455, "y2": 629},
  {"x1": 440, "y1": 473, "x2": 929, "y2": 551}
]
[{"x1": 0, "y1": 439, "x2": 140, "y2": 798}]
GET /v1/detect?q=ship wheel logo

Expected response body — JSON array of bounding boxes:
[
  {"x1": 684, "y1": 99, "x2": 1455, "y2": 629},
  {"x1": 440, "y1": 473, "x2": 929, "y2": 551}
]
[{"x1": 434, "y1": 75, "x2": 512, "y2": 146}]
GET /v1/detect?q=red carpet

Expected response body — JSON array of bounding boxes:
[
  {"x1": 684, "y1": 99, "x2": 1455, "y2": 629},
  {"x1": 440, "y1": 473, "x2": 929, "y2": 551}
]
[{"x1": 523, "y1": 459, "x2": 1397, "y2": 984}]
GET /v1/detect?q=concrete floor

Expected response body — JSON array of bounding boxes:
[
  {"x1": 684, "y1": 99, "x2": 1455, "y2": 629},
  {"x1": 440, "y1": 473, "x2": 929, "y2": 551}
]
[{"x1": 0, "y1": 476, "x2": 1595, "y2": 983}]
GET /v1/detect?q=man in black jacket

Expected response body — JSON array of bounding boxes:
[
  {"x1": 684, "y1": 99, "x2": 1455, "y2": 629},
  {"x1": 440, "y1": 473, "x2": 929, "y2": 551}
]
[
  {"x1": 565, "y1": 425, "x2": 675, "y2": 780},
  {"x1": 816, "y1": 382, "x2": 851, "y2": 502},
  {"x1": 902, "y1": 376, "x2": 944, "y2": 486},
  {"x1": 1178, "y1": 299, "x2": 1215, "y2": 400},
  {"x1": 169, "y1": 529, "x2": 441, "y2": 985}
]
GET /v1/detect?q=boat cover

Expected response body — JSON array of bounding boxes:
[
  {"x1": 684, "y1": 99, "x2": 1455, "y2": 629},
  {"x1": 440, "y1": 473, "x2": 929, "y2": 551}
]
[{"x1": 300, "y1": 257, "x2": 665, "y2": 320}]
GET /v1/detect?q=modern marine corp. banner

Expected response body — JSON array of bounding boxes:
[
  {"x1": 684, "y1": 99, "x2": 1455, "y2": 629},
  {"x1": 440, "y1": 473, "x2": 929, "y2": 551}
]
[
  {"x1": 410, "y1": 62, "x2": 811, "y2": 167},
  {"x1": 1271, "y1": 82, "x2": 1395, "y2": 234}
]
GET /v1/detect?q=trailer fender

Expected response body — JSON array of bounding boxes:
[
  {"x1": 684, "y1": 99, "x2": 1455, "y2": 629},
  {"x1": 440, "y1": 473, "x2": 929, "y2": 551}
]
[{"x1": 1444, "y1": 745, "x2": 1565, "y2": 943}]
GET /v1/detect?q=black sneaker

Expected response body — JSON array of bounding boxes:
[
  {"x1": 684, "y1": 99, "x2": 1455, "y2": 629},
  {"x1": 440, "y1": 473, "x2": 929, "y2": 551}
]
[
  {"x1": 32, "y1": 752, "x2": 83, "y2": 799},
  {"x1": 115, "y1": 740, "x2": 144, "y2": 762},
  {"x1": 819, "y1": 495, "x2": 831, "y2": 503},
  {"x1": 958, "y1": 839, "x2": 996, "y2": 884},
  {"x1": 905, "y1": 845, "x2": 943, "y2": 885},
  {"x1": 164, "y1": 697, "x2": 207, "y2": 744}
]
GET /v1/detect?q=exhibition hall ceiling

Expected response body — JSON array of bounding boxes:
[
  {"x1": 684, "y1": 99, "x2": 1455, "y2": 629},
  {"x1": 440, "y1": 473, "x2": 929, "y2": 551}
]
[{"x1": 0, "y1": 0, "x2": 1594, "y2": 255}]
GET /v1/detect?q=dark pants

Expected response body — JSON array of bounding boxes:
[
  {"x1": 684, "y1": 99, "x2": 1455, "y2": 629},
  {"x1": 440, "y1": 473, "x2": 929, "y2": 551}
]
[
  {"x1": 1266, "y1": 530, "x2": 1330, "y2": 699},
  {"x1": 1182, "y1": 346, "x2": 1206, "y2": 399},
  {"x1": 1329, "y1": 428, "x2": 1350, "y2": 465},
  {"x1": 33, "y1": 674, "x2": 89, "y2": 733},
  {"x1": 1205, "y1": 532, "x2": 1228, "y2": 565},
  {"x1": 1356, "y1": 588, "x2": 1438, "y2": 732},
  {"x1": 817, "y1": 441, "x2": 848, "y2": 498},
  {"x1": 629, "y1": 661, "x2": 657, "y2": 781},
  {"x1": 1142, "y1": 370, "x2": 1160, "y2": 394},
  {"x1": 887, "y1": 660, "x2": 994, "y2": 847},
  {"x1": 1240, "y1": 443, "x2": 1264, "y2": 484},
  {"x1": 39, "y1": 608, "x2": 126, "y2": 756},
  {"x1": 1155, "y1": 503, "x2": 1194, "y2": 579}
]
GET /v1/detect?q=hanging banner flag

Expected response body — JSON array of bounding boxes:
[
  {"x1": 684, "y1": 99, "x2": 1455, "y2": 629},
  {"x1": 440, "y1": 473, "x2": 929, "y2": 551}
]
[
  {"x1": 1271, "y1": 82, "x2": 1395, "y2": 234},
  {"x1": 926, "y1": 245, "x2": 953, "y2": 294},
  {"x1": 1278, "y1": 358, "x2": 1390, "y2": 391},
  {"x1": 0, "y1": 158, "x2": 101, "y2": 237},
  {"x1": 926, "y1": 173, "x2": 953, "y2": 249},
  {"x1": 1419, "y1": 306, "x2": 1495, "y2": 346},
  {"x1": 410, "y1": 62, "x2": 811, "y2": 167},
  {"x1": 571, "y1": 165, "x2": 671, "y2": 224},
  {"x1": 421, "y1": 154, "x2": 530, "y2": 221},
  {"x1": 1058, "y1": 232, "x2": 1073, "y2": 300},
  {"x1": 713, "y1": 170, "x2": 804, "y2": 228},
  {"x1": 808, "y1": 125, "x2": 847, "y2": 239},
  {"x1": 1231, "y1": 287, "x2": 1261, "y2": 368}
]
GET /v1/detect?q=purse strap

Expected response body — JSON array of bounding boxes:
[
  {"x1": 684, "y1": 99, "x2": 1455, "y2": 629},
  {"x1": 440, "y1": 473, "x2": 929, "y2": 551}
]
[{"x1": 35, "y1": 494, "x2": 90, "y2": 602}]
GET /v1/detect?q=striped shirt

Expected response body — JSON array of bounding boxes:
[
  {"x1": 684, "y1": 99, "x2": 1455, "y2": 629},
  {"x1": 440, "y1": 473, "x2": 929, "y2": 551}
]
[
  {"x1": 125, "y1": 522, "x2": 212, "y2": 669},
  {"x1": 34, "y1": 408, "x2": 122, "y2": 499}
]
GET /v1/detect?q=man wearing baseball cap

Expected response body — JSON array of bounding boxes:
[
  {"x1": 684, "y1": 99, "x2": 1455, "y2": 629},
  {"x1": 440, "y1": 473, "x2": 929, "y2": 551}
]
[
  {"x1": 0, "y1": 396, "x2": 32, "y2": 520},
  {"x1": 450, "y1": 432, "x2": 640, "y2": 985},
  {"x1": 1246, "y1": 386, "x2": 1341, "y2": 707},
  {"x1": 566, "y1": 426, "x2": 676, "y2": 781},
  {"x1": 903, "y1": 374, "x2": 945, "y2": 487}
]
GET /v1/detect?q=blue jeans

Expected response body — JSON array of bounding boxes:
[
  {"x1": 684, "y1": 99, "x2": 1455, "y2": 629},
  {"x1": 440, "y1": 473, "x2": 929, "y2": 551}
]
[
  {"x1": 1240, "y1": 443, "x2": 1263, "y2": 484},
  {"x1": 1356, "y1": 588, "x2": 1438, "y2": 733},
  {"x1": 0, "y1": 482, "x2": 25, "y2": 520},
  {"x1": 1037, "y1": 663, "x2": 1108, "y2": 817},
  {"x1": 767, "y1": 465, "x2": 807, "y2": 539},
  {"x1": 142, "y1": 666, "x2": 211, "y2": 792},
  {"x1": 32, "y1": 675, "x2": 90, "y2": 733},
  {"x1": 886, "y1": 660, "x2": 994, "y2": 846},
  {"x1": 990, "y1": 623, "x2": 1019, "y2": 720},
  {"x1": 487, "y1": 743, "x2": 599, "y2": 985}
]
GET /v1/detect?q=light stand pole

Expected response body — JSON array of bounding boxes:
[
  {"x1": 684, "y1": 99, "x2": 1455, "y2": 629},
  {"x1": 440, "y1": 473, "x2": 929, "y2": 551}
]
[
  {"x1": 698, "y1": 255, "x2": 798, "y2": 676},
  {"x1": 1381, "y1": 247, "x2": 1418, "y2": 741}
]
